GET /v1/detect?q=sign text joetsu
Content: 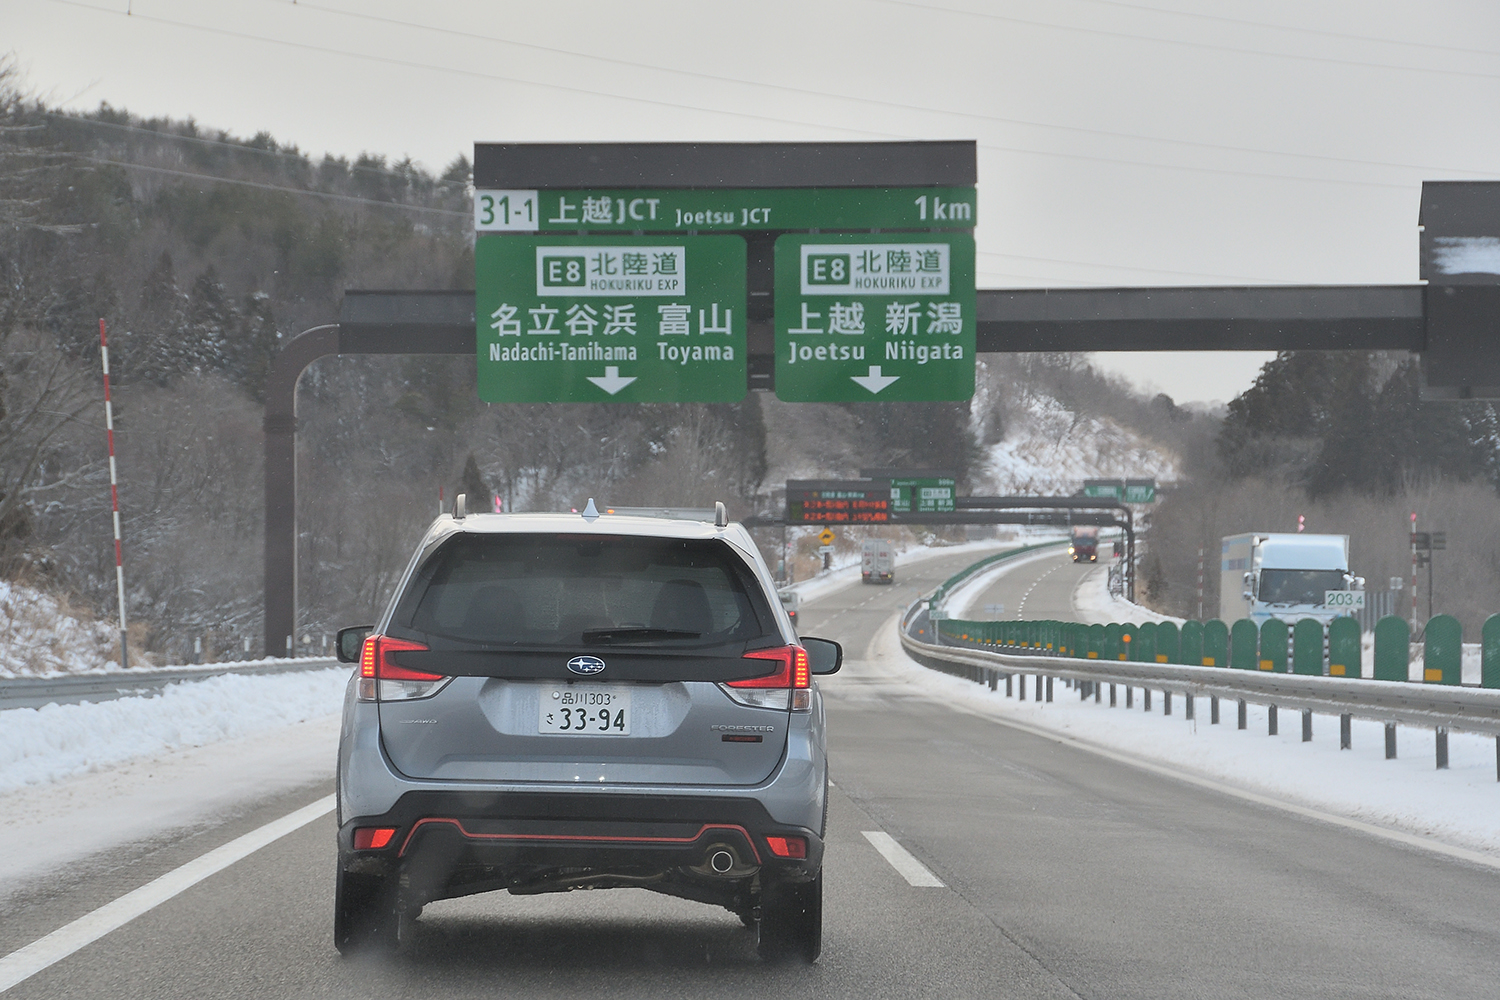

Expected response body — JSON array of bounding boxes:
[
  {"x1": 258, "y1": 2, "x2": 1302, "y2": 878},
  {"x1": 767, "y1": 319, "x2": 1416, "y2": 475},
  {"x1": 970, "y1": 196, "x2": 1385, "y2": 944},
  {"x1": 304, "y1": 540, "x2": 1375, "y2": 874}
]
[
  {"x1": 476, "y1": 235, "x2": 746, "y2": 403},
  {"x1": 774, "y1": 233, "x2": 977, "y2": 402}
]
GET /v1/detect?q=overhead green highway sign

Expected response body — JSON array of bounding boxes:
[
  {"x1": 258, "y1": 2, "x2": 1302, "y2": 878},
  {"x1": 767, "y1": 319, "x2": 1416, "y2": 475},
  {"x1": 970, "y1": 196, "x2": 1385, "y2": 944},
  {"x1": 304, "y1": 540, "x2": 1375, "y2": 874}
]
[
  {"x1": 475, "y1": 235, "x2": 747, "y2": 403},
  {"x1": 890, "y1": 475, "x2": 956, "y2": 514},
  {"x1": 474, "y1": 187, "x2": 976, "y2": 233},
  {"x1": 773, "y1": 233, "x2": 976, "y2": 402}
]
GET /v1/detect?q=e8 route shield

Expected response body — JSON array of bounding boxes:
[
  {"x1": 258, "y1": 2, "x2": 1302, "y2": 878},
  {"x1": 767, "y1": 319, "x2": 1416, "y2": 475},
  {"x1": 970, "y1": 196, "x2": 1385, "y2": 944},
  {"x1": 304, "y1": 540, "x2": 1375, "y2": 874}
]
[{"x1": 476, "y1": 234, "x2": 747, "y2": 403}]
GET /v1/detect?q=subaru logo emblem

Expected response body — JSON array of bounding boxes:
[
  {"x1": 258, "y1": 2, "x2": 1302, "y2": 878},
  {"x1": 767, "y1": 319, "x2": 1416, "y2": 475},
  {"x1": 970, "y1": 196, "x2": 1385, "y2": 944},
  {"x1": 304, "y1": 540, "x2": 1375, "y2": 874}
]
[{"x1": 567, "y1": 655, "x2": 606, "y2": 676}]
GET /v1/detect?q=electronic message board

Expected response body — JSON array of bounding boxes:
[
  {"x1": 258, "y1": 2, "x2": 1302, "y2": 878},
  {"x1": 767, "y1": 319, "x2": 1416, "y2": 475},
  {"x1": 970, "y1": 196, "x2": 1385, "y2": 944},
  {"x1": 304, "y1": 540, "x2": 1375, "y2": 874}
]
[{"x1": 785, "y1": 480, "x2": 892, "y2": 524}]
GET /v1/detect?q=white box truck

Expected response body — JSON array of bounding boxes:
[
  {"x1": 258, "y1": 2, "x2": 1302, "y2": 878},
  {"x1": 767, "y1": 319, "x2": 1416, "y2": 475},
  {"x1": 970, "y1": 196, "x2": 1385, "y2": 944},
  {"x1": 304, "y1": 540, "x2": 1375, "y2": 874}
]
[
  {"x1": 1219, "y1": 533, "x2": 1364, "y2": 624},
  {"x1": 861, "y1": 540, "x2": 895, "y2": 584}
]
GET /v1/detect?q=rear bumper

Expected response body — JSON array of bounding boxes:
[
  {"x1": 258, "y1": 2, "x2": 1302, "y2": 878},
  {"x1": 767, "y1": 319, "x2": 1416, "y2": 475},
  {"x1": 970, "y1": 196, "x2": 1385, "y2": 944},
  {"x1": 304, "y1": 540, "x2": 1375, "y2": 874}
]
[{"x1": 339, "y1": 790, "x2": 823, "y2": 902}]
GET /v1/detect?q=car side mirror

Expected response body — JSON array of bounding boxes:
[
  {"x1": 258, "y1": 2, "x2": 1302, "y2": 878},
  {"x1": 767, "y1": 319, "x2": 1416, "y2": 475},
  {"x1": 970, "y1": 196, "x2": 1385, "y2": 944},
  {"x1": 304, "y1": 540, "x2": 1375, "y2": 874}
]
[
  {"x1": 336, "y1": 625, "x2": 374, "y2": 664},
  {"x1": 802, "y1": 636, "x2": 842, "y2": 675}
]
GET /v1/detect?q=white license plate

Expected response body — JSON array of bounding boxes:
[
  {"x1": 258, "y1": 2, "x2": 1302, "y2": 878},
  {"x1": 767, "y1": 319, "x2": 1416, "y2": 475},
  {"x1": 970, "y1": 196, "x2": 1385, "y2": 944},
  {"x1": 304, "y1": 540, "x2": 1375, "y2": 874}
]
[{"x1": 539, "y1": 685, "x2": 632, "y2": 735}]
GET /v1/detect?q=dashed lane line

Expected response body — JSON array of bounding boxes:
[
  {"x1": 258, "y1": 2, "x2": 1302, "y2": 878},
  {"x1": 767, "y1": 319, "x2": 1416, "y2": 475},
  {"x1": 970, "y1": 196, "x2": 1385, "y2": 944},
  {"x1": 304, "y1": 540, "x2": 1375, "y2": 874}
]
[
  {"x1": 0, "y1": 795, "x2": 335, "y2": 994},
  {"x1": 861, "y1": 830, "x2": 946, "y2": 887}
]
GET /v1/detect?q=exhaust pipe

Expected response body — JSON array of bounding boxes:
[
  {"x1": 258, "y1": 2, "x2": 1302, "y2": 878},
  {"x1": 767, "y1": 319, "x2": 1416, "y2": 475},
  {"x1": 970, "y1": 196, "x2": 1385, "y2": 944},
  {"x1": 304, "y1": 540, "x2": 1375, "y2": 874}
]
[{"x1": 710, "y1": 850, "x2": 735, "y2": 874}]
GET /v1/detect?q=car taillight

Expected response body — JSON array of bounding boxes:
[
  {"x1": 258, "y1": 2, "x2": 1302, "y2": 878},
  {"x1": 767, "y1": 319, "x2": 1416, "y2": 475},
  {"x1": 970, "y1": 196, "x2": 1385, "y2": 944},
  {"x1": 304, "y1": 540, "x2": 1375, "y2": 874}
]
[
  {"x1": 357, "y1": 635, "x2": 448, "y2": 701},
  {"x1": 720, "y1": 645, "x2": 812, "y2": 711}
]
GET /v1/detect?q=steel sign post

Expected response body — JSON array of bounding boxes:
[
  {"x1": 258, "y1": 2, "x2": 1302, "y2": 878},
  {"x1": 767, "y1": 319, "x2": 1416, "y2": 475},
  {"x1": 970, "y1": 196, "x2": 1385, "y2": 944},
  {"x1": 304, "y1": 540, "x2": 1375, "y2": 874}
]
[{"x1": 476, "y1": 235, "x2": 747, "y2": 403}]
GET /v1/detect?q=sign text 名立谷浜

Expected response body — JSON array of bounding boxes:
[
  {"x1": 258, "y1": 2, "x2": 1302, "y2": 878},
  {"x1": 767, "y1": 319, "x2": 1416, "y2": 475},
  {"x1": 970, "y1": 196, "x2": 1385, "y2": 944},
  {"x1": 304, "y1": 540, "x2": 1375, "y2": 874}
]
[{"x1": 476, "y1": 235, "x2": 747, "y2": 403}]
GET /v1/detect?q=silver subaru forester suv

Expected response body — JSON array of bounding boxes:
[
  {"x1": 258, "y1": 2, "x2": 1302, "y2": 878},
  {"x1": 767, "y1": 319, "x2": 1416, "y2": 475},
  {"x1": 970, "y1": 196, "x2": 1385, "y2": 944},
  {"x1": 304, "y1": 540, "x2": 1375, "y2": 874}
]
[{"x1": 334, "y1": 499, "x2": 841, "y2": 962}]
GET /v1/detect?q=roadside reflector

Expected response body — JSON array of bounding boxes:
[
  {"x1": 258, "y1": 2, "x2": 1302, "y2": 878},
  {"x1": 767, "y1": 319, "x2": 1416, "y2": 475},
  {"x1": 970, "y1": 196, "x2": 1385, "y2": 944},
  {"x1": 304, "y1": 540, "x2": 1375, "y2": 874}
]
[{"x1": 765, "y1": 836, "x2": 807, "y2": 859}]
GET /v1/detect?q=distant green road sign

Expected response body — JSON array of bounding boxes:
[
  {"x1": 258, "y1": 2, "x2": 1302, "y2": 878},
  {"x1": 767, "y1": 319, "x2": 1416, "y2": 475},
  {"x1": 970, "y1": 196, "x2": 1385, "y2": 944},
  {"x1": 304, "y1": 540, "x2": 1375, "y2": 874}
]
[
  {"x1": 1082, "y1": 478, "x2": 1156, "y2": 502},
  {"x1": 773, "y1": 233, "x2": 976, "y2": 402},
  {"x1": 474, "y1": 187, "x2": 976, "y2": 233},
  {"x1": 475, "y1": 235, "x2": 746, "y2": 403},
  {"x1": 1082, "y1": 480, "x2": 1123, "y2": 499},
  {"x1": 890, "y1": 476, "x2": 956, "y2": 513}
]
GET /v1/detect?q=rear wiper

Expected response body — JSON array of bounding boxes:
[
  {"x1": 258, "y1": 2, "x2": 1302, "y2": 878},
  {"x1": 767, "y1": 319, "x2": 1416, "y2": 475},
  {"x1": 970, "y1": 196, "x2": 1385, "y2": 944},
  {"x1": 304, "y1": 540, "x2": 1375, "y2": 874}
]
[{"x1": 582, "y1": 627, "x2": 702, "y2": 644}]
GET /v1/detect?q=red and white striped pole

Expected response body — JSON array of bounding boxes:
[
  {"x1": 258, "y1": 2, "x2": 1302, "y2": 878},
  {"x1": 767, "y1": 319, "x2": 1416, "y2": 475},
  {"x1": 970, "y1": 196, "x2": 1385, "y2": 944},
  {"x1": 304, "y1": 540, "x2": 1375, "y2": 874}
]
[{"x1": 99, "y1": 319, "x2": 129, "y2": 669}]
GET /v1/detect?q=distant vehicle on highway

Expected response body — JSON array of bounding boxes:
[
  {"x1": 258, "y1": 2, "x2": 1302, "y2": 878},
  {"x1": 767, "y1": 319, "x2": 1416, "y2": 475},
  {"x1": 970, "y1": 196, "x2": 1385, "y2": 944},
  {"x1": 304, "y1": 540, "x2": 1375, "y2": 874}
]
[
  {"x1": 333, "y1": 497, "x2": 841, "y2": 963},
  {"x1": 1069, "y1": 526, "x2": 1099, "y2": 563},
  {"x1": 861, "y1": 540, "x2": 895, "y2": 584},
  {"x1": 778, "y1": 588, "x2": 800, "y2": 627},
  {"x1": 1220, "y1": 532, "x2": 1364, "y2": 625}
]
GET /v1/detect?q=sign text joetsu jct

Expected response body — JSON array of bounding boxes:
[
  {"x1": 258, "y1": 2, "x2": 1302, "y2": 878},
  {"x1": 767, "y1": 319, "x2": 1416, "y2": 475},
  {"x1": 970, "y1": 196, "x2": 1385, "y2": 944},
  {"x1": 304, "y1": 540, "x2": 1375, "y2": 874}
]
[
  {"x1": 476, "y1": 235, "x2": 747, "y2": 403},
  {"x1": 774, "y1": 233, "x2": 976, "y2": 402}
]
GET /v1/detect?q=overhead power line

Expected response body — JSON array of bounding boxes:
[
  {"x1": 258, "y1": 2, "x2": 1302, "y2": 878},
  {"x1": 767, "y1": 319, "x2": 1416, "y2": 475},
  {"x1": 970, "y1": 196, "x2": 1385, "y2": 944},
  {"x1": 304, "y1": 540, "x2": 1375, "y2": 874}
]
[
  {"x1": 48, "y1": 113, "x2": 467, "y2": 184},
  {"x1": 861, "y1": 0, "x2": 1500, "y2": 82},
  {"x1": 275, "y1": 0, "x2": 1500, "y2": 180},
  {"x1": 81, "y1": 157, "x2": 469, "y2": 217},
  {"x1": 50, "y1": 1, "x2": 1459, "y2": 193},
  {"x1": 1078, "y1": 0, "x2": 1500, "y2": 60}
]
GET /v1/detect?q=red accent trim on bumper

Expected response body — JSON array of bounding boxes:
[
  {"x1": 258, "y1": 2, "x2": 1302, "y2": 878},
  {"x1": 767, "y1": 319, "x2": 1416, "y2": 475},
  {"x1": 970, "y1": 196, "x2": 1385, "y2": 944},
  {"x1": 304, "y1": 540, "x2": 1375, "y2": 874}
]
[{"x1": 397, "y1": 818, "x2": 764, "y2": 864}]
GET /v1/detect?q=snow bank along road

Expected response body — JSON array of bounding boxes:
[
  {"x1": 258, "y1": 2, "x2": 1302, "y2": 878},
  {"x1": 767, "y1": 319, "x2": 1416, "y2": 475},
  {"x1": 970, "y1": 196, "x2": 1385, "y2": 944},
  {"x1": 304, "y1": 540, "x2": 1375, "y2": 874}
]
[{"x1": 5, "y1": 552, "x2": 1500, "y2": 997}]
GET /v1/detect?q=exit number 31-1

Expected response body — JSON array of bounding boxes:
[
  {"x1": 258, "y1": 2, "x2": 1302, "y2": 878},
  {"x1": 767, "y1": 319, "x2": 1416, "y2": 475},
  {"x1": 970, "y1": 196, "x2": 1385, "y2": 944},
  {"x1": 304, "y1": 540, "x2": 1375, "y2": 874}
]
[{"x1": 475, "y1": 190, "x2": 540, "y2": 232}]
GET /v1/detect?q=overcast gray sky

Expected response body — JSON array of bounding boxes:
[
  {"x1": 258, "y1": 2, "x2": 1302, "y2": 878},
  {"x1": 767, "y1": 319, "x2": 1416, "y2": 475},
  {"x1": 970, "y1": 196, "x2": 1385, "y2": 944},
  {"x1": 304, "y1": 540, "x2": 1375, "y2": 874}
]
[{"x1": 7, "y1": 0, "x2": 1500, "y2": 405}]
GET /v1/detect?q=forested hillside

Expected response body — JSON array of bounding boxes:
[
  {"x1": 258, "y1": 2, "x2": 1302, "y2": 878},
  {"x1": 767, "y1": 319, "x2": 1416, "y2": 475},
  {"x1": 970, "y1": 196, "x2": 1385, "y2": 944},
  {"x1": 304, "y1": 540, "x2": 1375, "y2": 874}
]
[
  {"x1": 18, "y1": 62, "x2": 1475, "y2": 667},
  {"x1": 1146, "y1": 351, "x2": 1500, "y2": 634},
  {"x1": 2, "y1": 67, "x2": 1033, "y2": 663}
]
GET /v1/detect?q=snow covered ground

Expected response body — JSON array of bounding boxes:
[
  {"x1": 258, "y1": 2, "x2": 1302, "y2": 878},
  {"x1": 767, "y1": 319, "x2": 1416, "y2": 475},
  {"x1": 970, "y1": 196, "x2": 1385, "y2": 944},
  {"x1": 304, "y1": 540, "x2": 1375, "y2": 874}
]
[
  {"x1": 884, "y1": 630, "x2": 1500, "y2": 858},
  {"x1": 0, "y1": 665, "x2": 349, "y2": 899},
  {"x1": 0, "y1": 667, "x2": 349, "y2": 796},
  {"x1": 886, "y1": 561, "x2": 1500, "y2": 860},
  {"x1": 0, "y1": 580, "x2": 125, "y2": 677}
]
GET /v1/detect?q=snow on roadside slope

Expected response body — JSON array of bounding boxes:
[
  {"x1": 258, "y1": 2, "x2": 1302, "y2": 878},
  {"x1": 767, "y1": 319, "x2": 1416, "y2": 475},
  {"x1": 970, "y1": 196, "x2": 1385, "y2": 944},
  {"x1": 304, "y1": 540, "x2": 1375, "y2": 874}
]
[
  {"x1": 883, "y1": 633, "x2": 1500, "y2": 858},
  {"x1": 0, "y1": 580, "x2": 122, "y2": 677},
  {"x1": 977, "y1": 393, "x2": 1178, "y2": 496},
  {"x1": 0, "y1": 666, "x2": 349, "y2": 795}
]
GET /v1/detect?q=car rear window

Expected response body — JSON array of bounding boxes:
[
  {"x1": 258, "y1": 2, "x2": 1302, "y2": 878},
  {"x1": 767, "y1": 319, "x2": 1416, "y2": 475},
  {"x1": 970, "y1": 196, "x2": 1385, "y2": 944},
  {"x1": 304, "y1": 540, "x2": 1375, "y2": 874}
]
[{"x1": 391, "y1": 533, "x2": 775, "y2": 649}]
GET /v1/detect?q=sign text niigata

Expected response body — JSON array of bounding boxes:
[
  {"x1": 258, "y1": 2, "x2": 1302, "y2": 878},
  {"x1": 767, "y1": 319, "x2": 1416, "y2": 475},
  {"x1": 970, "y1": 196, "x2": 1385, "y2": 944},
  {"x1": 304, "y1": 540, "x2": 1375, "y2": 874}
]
[
  {"x1": 774, "y1": 233, "x2": 976, "y2": 402},
  {"x1": 476, "y1": 235, "x2": 747, "y2": 403}
]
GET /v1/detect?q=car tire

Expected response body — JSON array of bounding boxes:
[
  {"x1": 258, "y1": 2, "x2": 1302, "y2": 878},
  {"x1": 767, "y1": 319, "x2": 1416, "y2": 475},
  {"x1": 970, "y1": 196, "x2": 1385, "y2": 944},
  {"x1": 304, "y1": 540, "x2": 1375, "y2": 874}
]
[
  {"x1": 756, "y1": 872, "x2": 822, "y2": 964},
  {"x1": 334, "y1": 862, "x2": 402, "y2": 955}
]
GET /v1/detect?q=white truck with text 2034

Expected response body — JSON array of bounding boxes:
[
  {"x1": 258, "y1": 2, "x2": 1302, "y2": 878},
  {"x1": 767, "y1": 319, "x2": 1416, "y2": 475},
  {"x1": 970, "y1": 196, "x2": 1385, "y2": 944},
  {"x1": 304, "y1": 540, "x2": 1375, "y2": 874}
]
[{"x1": 1219, "y1": 533, "x2": 1365, "y2": 625}]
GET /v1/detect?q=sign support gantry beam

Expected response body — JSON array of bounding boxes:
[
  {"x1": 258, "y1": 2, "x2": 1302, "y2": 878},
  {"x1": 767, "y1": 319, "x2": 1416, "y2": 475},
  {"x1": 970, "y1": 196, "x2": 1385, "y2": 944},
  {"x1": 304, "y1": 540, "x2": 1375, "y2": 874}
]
[{"x1": 329, "y1": 284, "x2": 1427, "y2": 366}]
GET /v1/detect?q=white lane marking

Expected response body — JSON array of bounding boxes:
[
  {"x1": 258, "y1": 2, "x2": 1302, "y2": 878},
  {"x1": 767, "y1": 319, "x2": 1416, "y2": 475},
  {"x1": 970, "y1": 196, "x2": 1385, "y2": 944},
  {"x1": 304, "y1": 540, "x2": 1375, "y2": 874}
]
[
  {"x1": 0, "y1": 795, "x2": 334, "y2": 994},
  {"x1": 861, "y1": 830, "x2": 946, "y2": 887},
  {"x1": 1016, "y1": 559, "x2": 1064, "y2": 619}
]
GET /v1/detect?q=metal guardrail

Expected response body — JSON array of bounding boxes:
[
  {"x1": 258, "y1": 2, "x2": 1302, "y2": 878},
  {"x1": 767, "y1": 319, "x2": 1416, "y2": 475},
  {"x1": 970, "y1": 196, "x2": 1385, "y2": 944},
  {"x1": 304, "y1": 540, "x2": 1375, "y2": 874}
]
[
  {"x1": 0, "y1": 657, "x2": 344, "y2": 710},
  {"x1": 900, "y1": 631, "x2": 1500, "y2": 735},
  {"x1": 899, "y1": 592, "x2": 1500, "y2": 774}
]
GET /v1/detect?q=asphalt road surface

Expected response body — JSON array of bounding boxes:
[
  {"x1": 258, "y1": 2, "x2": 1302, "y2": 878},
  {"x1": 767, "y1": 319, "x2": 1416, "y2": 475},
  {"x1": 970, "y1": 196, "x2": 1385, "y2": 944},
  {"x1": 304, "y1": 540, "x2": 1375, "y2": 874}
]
[{"x1": 7, "y1": 547, "x2": 1500, "y2": 998}]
